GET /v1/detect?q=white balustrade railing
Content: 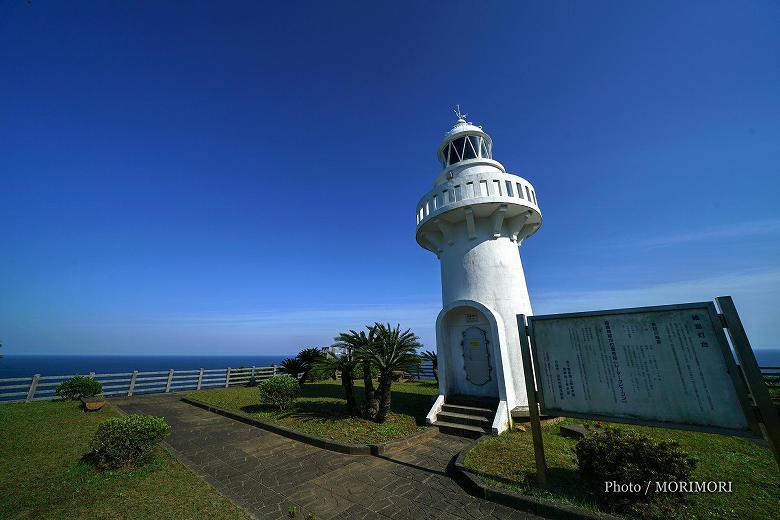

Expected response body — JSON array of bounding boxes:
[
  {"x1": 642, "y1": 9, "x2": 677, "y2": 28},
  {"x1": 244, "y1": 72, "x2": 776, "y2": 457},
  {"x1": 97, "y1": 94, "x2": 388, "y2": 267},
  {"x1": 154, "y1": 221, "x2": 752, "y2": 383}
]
[
  {"x1": 0, "y1": 364, "x2": 281, "y2": 404},
  {"x1": 416, "y1": 171, "x2": 539, "y2": 226},
  {"x1": 0, "y1": 359, "x2": 437, "y2": 404}
]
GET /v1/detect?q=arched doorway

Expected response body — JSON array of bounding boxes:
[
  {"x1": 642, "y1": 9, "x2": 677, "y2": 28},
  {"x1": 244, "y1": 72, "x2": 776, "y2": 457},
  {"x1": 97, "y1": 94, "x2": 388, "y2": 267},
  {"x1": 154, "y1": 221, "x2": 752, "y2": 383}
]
[{"x1": 438, "y1": 305, "x2": 499, "y2": 399}]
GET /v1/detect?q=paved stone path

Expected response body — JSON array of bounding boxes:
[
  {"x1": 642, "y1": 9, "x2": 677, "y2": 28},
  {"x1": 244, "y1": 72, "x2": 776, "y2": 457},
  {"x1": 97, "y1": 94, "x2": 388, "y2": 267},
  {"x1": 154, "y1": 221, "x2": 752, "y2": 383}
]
[{"x1": 111, "y1": 394, "x2": 542, "y2": 520}]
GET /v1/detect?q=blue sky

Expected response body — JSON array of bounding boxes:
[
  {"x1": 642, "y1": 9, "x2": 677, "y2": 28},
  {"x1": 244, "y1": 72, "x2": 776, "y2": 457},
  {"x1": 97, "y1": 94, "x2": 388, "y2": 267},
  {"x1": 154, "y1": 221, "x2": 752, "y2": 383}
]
[{"x1": 1, "y1": 1, "x2": 778, "y2": 355}]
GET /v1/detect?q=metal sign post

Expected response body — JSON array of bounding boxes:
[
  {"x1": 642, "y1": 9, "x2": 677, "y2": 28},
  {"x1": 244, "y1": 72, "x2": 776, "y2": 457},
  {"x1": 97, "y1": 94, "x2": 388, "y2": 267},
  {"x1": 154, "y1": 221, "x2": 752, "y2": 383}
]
[
  {"x1": 517, "y1": 314, "x2": 547, "y2": 489},
  {"x1": 716, "y1": 296, "x2": 780, "y2": 471}
]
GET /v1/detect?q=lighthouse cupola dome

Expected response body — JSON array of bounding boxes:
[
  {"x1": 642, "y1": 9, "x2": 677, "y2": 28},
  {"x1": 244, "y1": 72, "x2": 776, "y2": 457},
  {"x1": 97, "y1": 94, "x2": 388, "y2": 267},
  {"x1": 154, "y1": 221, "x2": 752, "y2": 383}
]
[{"x1": 437, "y1": 108, "x2": 494, "y2": 169}]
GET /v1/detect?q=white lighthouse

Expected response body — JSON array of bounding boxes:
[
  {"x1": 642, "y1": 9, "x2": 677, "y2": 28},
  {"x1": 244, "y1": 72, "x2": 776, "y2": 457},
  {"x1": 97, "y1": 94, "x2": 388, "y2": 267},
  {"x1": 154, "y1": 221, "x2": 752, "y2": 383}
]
[{"x1": 416, "y1": 110, "x2": 542, "y2": 435}]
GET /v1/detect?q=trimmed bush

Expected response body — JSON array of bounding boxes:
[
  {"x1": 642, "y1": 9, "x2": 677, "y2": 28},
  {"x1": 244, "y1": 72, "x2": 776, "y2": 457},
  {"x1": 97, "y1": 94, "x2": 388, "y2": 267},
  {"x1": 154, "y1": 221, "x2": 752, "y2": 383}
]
[
  {"x1": 55, "y1": 375, "x2": 103, "y2": 400},
  {"x1": 88, "y1": 414, "x2": 170, "y2": 469},
  {"x1": 574, "y1": 426, "x2": 697, "y2": 507},
  {"x1": 258, "y1": 375, "x2": 299, "y2": 411}
]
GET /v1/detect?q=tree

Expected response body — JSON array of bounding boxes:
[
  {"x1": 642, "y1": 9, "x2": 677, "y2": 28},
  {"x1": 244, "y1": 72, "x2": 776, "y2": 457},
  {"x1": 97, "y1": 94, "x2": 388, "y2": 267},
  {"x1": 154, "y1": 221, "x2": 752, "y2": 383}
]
[
  {"x1": 356, "y1": 323, "x2": 421, "y2": 423},
  {"x1": 334, "y1": 329, "x2": 379, "y2": 419},
  {"x1": 296, "y1": 347, "x2": 324, "y2": 385},
  {"x1": 420, "y1": 350, "x2": 438, "y2": 383},
  {"x1": 314, "y1": 348, "x2": 359, "y2": 414},
  {"x1": 279, "y1": 357, "x2": 306, "y2": 382}
]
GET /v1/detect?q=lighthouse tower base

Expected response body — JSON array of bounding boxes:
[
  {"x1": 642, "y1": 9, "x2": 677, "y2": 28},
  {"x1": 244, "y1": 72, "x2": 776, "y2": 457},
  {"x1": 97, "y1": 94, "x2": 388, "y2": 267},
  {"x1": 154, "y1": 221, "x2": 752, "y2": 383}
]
[{"x1": 424, "y1": 299, "x2": 519, "y2": 434}]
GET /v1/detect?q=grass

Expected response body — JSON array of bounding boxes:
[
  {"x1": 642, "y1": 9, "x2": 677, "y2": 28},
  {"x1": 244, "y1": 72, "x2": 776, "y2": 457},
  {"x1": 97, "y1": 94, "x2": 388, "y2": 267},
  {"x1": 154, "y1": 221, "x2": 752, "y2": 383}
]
[
  {"x1": 763, "y1": 375, "x2": 779, "y2": 400},
  {"x1": 0, "y1": 399, "x2": 251, "y2": 520},
  {"x1": 188, "y1": 379, "x2": 439, "y2": 444},
  {"x1": 464, "y1": 417, "x2": 780, "y2": 520}
]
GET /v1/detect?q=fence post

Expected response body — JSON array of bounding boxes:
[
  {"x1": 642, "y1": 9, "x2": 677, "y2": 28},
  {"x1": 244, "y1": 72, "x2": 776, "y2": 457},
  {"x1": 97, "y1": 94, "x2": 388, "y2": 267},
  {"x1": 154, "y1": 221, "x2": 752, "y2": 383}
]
[
  {"x1": 196, "y1": 368, "x2": 204, "y2": 390},
  {"x1": 272, "y1": 364, "x2": 277, "y2": 376},
  {"x1": 88, "y1": 371, "x2": 95, "y2": 379},
  {"x1": 225, "y1": 367, "x2": 231, "y2": 388},
  {"x1": 128, "y1": 370, "x2": 138, "y2": 396},
  {"x1": 250, "y1": 365, "x2": 256, "y2": 386},
  {"x1": 165, "y1": 369, "x2": 174, "y2": 393},
  {"x1": 26, "y1": 374, "x2": 40, "y2": 402}
]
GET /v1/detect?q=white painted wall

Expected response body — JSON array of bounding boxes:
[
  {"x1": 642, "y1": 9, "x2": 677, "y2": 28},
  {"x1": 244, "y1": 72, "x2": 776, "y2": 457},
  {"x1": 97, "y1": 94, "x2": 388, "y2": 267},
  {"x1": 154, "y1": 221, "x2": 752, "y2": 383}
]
[{"x1": 437, "y1": 230, "x2": 533, "y2": 409}]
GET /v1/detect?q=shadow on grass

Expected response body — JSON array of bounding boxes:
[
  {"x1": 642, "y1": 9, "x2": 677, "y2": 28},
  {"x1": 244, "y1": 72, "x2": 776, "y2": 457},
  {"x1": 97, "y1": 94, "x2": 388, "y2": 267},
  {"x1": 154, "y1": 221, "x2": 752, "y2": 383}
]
[
  {"x1": 533, "y1": 467, "x2": 582, "y2": 497},
  {"x1": 470, "y1": 465, "x2": 605, "y2": 515},
  {"x1": 239, "y1": 381, "x2": 437, "y2": 426},
  {"x1": 472, "y1": 465, "x2": 686, "y2": 519},
  {"x1": 470, "y1": 466, "x2": 580, "y2": 494},
  {"x1": 297, "y1": 383, "x2": 350, "y2": 400},
  {"x1": 239, "y1": 403, "x2": 278, "y2": 415},
  {"x1": 240, "y1": 400, "x2": 358, "y2": 422},
  {"x1": 79, "y1": 447, "x2": 166, "y2": 475}
]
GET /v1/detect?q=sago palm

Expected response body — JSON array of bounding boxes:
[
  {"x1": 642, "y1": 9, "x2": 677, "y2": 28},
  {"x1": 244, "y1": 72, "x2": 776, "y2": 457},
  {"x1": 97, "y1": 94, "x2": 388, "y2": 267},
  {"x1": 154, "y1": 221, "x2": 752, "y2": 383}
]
[
  {"x1": 357, "y1": 323, "x2": 421, "y2": 423},
  {"x1": 333, "y1": 329, "x2": 379, "y2": 419},
  {"x1": 420, "y1": 350, "x2": 438, "y2": 383},
  {"x1": 279, "y1": 357, "x2": 306, "y2": 381},
  {"x1": 296, "y1": 347, "x2": 324, "y2": 385},
  {"x1": 315, "y1": 348, "x2": 359, "y2": 413}
]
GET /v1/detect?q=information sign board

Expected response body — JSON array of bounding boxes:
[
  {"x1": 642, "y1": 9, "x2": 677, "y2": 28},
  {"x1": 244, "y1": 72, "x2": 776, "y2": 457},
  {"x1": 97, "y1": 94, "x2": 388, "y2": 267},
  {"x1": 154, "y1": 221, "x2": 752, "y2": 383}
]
[{"x1": 527, "y1": 303, "x2": 754, "y2": 435}]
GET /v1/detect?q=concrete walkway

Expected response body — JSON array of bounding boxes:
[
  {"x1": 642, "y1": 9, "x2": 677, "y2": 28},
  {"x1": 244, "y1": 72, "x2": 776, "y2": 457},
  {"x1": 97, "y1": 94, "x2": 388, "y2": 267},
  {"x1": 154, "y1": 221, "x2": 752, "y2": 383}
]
[{"x1": 111, "y1": 394, "x2": 542, "y2": 520}]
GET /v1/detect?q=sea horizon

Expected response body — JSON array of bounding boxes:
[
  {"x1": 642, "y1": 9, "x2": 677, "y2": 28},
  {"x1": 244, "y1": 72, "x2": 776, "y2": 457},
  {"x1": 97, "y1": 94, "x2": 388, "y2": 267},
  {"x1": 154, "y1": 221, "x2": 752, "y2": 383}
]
[
  {"x1": 0, "y1": 348, "x2": 777, "y2": 379},
  {"x1": 0, "y1": 354, "x2": 294, "y2": 379}
]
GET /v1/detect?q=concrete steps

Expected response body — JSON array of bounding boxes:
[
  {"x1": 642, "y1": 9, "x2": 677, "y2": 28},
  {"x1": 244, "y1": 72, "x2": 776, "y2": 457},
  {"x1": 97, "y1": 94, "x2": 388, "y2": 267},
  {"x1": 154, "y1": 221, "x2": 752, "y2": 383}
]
[
  {"x1": 436, "y1": 410, "x2": 491, "y2": 428},
  {"x1": 441, "y1": 403, "x2": 494, "y2": 417},
  {"x1": 433, "y1": 395, "x2": 497, "y2": 438},
  {"x1": 431, "y1": 420, "x2": 487, "y2": 439}
]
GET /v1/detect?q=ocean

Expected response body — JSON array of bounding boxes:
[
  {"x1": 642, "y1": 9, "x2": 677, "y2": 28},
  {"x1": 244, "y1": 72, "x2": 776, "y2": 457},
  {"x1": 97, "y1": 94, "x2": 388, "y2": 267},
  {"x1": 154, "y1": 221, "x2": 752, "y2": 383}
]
[
  {"x1": 0, "y1": 355, "x2": 288, "y2": 379},
  {"x1": 1, "y1": 349, "x2": 778, "y2": 380},
  {"x1": 755, "y1": 348, "x2": 780, "y2": 367}
]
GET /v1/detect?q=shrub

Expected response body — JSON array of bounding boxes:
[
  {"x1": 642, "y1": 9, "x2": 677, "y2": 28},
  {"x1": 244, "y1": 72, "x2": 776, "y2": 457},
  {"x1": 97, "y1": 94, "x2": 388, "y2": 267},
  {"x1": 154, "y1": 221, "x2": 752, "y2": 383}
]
[
  {"x1": 258, "y1": 375, "x2": 299, "y2": 411},
  {"x1": 88, "y1": 414, "x2": 170, "y2": 469},
  {"x1": 296, "y1": 347, "x2": 325, "y2": 383},
  {"x1": 574, "y1": 426, "x2": 697, "y2": 508},
  {"x1": 55, "y1": 375, "x2": 103, "y2": 400},
  {"x1": 279, "y1": 357, "x2": 306, "y2": 381}
]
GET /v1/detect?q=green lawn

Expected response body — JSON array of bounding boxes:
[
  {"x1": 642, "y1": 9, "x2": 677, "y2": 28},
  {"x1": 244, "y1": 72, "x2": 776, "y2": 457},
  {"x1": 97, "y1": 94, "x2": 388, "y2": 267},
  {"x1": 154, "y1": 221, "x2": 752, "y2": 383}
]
[
  {"x1": 464, "y1": 417, "x2": 780, "y2": 520},
  {"x1": 0, "y1": 399, "x2": 250, "y2": 520},
  {"x1": 764, "y1": 375, "x2": 780, "y2": 400},
  {"x1": 188, "y1": 379, "x2": 439, "y2": 444}
]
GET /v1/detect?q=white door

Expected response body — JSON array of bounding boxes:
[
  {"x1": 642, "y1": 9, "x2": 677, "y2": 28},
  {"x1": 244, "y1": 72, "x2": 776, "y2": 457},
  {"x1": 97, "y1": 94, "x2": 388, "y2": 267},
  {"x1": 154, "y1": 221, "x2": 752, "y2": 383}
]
[{"x1": 461, "y1": 326, "x2": 492, "y2": 386}]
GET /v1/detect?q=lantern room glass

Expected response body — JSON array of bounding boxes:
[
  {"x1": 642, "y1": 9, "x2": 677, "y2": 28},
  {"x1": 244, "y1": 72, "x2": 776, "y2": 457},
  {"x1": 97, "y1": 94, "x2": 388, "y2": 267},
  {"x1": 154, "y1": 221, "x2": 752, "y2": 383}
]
[{"x1": 441, "y1": 134, "x2": 492, "y2": 167}]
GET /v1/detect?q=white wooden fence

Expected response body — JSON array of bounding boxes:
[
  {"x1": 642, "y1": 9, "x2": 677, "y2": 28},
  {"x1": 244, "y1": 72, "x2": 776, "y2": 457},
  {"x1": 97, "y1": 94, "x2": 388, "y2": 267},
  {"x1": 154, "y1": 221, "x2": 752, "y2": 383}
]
[
  {"x1": 414, "y1": 363, "x2": 436, "y2": 380},
  {"x1": 0, "y1": 365, "x2": 280, "y2": 404},
  {"x1": 0, "y1": 359, "x2": 436, "y2": 404}
]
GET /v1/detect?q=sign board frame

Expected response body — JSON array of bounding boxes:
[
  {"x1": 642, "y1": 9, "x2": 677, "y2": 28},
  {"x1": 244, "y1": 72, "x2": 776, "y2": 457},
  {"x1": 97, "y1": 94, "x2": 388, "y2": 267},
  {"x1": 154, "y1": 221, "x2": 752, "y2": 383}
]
[
  {"x1": 526, "y1": 301, "x2": 758, "y2": 437},
  {"x1": 516, "y1": 296, "x2": 780, "y2": 488}
]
